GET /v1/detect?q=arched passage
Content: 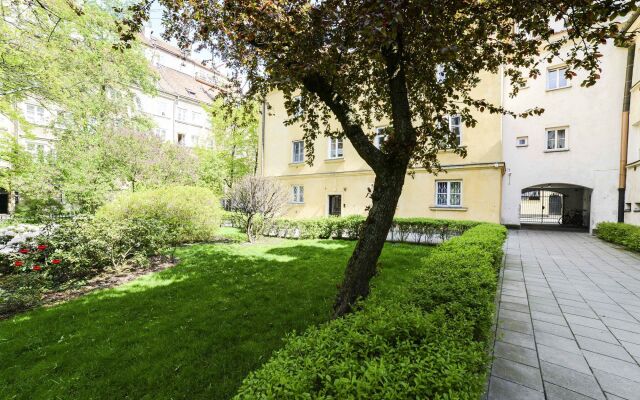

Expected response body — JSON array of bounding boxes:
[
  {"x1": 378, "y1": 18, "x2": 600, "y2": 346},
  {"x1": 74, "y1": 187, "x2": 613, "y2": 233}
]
[{"x1": 520, "y1": 183, "x2": 592, "y2": 229}]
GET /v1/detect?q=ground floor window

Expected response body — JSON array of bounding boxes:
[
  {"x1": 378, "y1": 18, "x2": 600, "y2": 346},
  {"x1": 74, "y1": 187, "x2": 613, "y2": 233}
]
[
  {"x1": 328, "y1": 194, "x2": 341, "y2": 216},
  {"x1": 292, "y1": 185, "x2": 304, "y2": 203},
  {"x1": 436, "y1": 181, "x2": 462, "y2": 207}
]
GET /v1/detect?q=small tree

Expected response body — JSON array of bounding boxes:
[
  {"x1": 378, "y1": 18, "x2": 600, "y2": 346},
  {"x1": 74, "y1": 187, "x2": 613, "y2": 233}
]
[{"x1": 228, "y1": 176, "x2": 289, "y2": 243}]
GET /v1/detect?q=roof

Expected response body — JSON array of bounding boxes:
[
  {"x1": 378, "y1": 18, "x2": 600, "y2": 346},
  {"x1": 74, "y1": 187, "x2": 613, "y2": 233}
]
[
  {"x1": 138, "y1": 34, "x2": 225, "y2": 78},
  {"x1": 154, "y1": 65, "x2": 218, "y2": 104}
]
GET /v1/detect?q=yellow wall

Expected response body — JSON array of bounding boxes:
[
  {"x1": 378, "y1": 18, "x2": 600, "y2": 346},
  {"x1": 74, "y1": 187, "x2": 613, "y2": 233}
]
[{"x1": 259, "y1": 71, "x2": 504, "y2": 223}]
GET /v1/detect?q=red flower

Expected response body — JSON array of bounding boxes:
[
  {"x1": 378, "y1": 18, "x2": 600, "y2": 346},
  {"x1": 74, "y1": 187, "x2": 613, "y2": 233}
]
[
  {"x1": 51, "y1": 259, "x2": 61, "y2": 265},
  {"x1": 37, "y1": 244, "x2": 47, "y2": 251},
  {"x1": 32, "y1": 265, "x2": 42, "y2": 271},
  {"x1": 14, "y1": 260, "x2": 23, "y2": 267},
  {"x1": 19, "y1": 248, "x2": 29, "y2": 254}
]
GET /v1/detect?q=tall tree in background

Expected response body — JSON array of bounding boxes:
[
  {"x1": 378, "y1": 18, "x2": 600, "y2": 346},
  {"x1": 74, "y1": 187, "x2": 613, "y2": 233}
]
[{"x1": 123, "y1": 0, "x2": 636, "y2": 316}]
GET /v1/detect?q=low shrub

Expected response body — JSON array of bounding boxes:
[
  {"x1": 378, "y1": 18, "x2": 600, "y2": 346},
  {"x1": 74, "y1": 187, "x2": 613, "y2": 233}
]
[
  {"x1": 97, "y1": 186, "x2": 221, "y2": 244},
  {"x1": 0, "y1": 274, "x2": 47, "y2": 316},
  {"x1": 266, "y1": 216, "x2": 480, "y2": 243},
  {"x1": 235, "y1": 223, "x2": 507, "y2": 399},
  {"x1": 596, "y1": 222, "x2": 640, "y2": 252}
]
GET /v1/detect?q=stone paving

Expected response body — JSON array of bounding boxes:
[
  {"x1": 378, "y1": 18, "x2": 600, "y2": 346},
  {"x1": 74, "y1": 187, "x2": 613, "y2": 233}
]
[{"x1": 487, "y1": 229, "x2": 640, "y2": 400}]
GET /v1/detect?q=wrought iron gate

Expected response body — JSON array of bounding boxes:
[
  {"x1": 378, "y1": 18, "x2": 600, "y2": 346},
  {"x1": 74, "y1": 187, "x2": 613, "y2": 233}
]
[{"x1": 520, "y1": 190, "x2": 564, "y2": 224}]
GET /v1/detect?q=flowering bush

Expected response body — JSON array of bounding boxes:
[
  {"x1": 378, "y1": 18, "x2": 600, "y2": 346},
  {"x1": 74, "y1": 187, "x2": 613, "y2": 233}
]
[{"x1": 9, "y1": 243, "x2": 61, "y2": 275}]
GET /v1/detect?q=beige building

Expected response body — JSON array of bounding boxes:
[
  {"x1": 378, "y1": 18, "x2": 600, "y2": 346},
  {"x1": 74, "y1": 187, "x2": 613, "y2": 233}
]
[{"x1": 258, "y1": 71, "x2": 505, "y2": 223}]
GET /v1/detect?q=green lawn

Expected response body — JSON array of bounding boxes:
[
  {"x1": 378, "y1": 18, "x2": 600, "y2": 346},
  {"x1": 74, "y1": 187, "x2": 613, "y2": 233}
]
[{"x1": 0, "y1": 237, "x2": 433, "y2": 399}]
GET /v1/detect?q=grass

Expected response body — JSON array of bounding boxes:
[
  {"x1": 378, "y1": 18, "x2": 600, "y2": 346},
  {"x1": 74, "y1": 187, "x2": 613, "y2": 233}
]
[{"x1": 0, "y1": 234, "x2": 433, "y2": 399}]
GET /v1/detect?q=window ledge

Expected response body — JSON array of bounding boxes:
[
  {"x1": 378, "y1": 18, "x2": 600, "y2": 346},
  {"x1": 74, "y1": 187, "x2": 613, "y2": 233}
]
[
  {"x1": 429, "y1": 206, "x2": 468, "y2": 211},
  {"x1": 546, "y1": 86, "x2": 571, "y2": 92},
  {"x1": 544, "y1": 148, "x2": 569, "y2": 153},
  {"x1": 325, "y1": 157, "x2": 344, "y2": 163},
  {"x1": 289, "y1": 162, "x2": 305, "y2": 167},
  {"x1": 289, "y1": 202, "x2": 304, "y2": 205}
]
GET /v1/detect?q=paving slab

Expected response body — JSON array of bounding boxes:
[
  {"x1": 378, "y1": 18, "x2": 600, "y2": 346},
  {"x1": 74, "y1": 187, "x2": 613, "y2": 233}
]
[{"x1": 487, "y1": 230, "x2": 640, "y2": 400}]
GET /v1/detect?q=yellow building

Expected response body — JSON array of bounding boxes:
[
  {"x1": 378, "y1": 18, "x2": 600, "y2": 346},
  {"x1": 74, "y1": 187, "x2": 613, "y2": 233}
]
[{"x1": 257, "y1": 71, "x2": 504, "y2": 223}]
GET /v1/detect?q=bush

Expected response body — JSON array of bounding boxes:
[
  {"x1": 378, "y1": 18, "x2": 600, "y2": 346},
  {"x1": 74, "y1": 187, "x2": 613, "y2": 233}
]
[
  {"x1": 596, "y1": 222, "x2": 640, "y2": 252},
  {"x1": 266, "y1": 216, "x2": 481, "y2": 243},
  {"x1": 235, "y1": 223, "x2": 507, "y2": 399},
  {"x1": 0, "y1": 274, "x2": 46, "y2": 316},
  {"x1": 97, "y1": 186, "x2": 221, "y2": 244}
]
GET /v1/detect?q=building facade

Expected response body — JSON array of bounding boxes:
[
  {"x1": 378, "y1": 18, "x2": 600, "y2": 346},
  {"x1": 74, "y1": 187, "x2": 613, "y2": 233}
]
[
  {"x1": 259, "y1": 71, "x2": 505, "y2": 223},
  {"x1": 259, "y1": 17, "x2": 640, "y2": 230}
]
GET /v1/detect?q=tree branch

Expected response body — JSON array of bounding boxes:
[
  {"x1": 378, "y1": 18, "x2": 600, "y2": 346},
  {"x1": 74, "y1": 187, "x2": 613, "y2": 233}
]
[{"x1": 301, "y1": 73, "x2": 385, "y2": 172}]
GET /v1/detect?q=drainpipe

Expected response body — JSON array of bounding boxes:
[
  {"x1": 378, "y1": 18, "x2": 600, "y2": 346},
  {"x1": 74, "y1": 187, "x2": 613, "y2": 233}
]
[{"x1": 618, "y1": 44, "x2": 635, "y2": 222}]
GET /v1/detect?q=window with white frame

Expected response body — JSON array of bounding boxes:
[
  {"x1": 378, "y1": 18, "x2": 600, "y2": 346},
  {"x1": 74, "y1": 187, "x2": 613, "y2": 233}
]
[
  {"x1": 292, "y1": 95, "x2": 303, "y2": 118},
  {"x1": 436, "y1": 181, "x2": 462, "y2": 207},
  {"x1": 546, "y1": 66, "x2": 569, "y2": 90},
  {"x1": 436, "y1": 64, "x2": 446, "y2": 83},
  {"x1": 176, "y1": 107, "x2": 188, "y2": 121},
  {"x1": 25, "y1": 104, "x2": 45, "y2": 124},
  {"x1": 516, "y1": 136, "x2": 529, "y2": 147},
  {"x1": 192, "y1": 111, "x2": 201, "y2": 124},
  {"x1": 374, "y1": 127, "x2": 387, "y2": 149},
  {"x1": 448, "y1": 115, "x2": 462, "y2": 145},
  {"x1": 292, "y1": 185, "x2": 304, "y2": 203},
  {"x1": 546, "y1": 128, "x2": 568, "y2": 151},
  {"x1": 328, "y1": 138, "x2": 343, "y2": 159},
  {"x1": 292, "y1": 140, "x2": 304, "y2": 163}
]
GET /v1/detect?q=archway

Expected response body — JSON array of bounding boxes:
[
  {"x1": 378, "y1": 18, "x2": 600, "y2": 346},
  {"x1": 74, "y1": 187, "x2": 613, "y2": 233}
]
[{"x1": 520, "y1": 183, "x2": 592, "y2": 230}]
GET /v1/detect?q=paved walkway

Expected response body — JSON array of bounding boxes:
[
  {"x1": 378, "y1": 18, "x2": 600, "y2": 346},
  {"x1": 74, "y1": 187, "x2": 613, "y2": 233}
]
[{"x1": 487, "y1": 230, "x2": 640, "y2": 400}]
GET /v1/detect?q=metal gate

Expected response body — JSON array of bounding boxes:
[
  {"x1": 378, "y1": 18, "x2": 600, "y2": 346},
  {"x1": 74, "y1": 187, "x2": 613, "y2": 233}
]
[{"x1": 520, "y1": 190, "x2": 564, "y2": 224}]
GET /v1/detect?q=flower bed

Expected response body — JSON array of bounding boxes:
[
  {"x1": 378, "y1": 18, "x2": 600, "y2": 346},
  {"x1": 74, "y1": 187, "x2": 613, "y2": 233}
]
[{"x1": 235, "y1": 223, "x2": 507, "y2": 399}]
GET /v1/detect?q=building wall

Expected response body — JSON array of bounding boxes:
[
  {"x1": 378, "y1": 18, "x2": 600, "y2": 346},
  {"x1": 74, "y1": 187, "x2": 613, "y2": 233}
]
[
  {"x1": 624, "y1": 17, "x2": 640, "y2": 225},
  {"x1": 259, "y1": 70, "x2": 504, "y2": 223},
  {"x1": 501, "y1": 39, "x2": 627, "y2": 230}
]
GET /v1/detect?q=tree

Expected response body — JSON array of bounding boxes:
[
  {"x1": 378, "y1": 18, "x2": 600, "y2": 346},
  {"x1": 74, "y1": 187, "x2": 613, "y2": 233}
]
[
  {"x1": 197, "y1": 99, "x2": 259, "y2": 195},
  {"x1": 227, "y1": 176, "x2": 289, "y2": 243},
  {"x1": 123, "y1": 1, "x2": 637, "y2": 316}
]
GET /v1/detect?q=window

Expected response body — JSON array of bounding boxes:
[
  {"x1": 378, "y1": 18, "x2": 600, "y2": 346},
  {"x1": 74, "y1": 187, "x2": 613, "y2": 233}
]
[
  {"x1": 177, "y1": 133, "x2": 186, "y2": 145},
  {"x1": 292, "y1": 185, "x2": 304, "y2": 204},
  {"x1": 516, "y1": 136, "x2": 529, "y2": 147},
  {"x1": 374, "y1": 127, "x2": 388, "y2": 149},
  {"x1": 192, "y1": 111, "x2": 201, "y2": 124},
  {"x1": 546, "y1": 128, "x2": 568, "y2": 151},
  {"x1": 191, "y1": 135, "x2": 199, "y2": 146},
  {"x1": 292, "y1": 96, "x2": 303, "y2": 118},
  {"x1": 157, "y1": 102, "x2": 168, "y2": 117},
  {"x1": 436, "y1": 181, "x2": 462, "y2": 207},
  {"x1": 328, "y1": 138, "x2": 343, "y2": 159},
  {"x1": 292, "y1": 140, "x2": 304, "y2": 163},
  {"x1": 625, "y1": 203, "x2": 632, "y2": 212},
  {"x1": 177, "y1": 107, "x2": 187, "y2": 121},
  {"x1": 25, "y1": 104, "x2": 45, "y2": 124},
  {"x1": 436, "y1": 64, "x2": 446, "y2": 83},
  {"x1": 448, "y1": 115, "x2": 462, "y2": 145},
  {"x1": 547, "y1": 67, "x2": 569, "y2": 90},
  {"x1": 155, "y1": 128, "x2": 167, "y2": 138}
]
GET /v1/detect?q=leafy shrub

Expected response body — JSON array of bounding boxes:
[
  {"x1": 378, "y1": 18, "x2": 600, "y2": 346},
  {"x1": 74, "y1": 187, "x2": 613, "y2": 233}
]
[
  {"x1": 235, "y1": 223, "x2": 507, "y2": 399},
  {"x1": 0, "y1": 274, "x2": 47, "y2": 316},
  {"x1": 97, "y1": 185, "x2": 221, "y2": 244},
  {"x1": 596, "y1": 222, "x2": 640, "y2": 252},
  {"x1": 267, "y1": 216, "x2": 480, "y2": 243}
]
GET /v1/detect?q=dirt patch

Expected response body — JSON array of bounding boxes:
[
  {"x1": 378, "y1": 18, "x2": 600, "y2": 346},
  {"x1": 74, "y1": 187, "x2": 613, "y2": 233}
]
[{"x1": 41, "y1": 256, "x2": 177, "y2": 308}]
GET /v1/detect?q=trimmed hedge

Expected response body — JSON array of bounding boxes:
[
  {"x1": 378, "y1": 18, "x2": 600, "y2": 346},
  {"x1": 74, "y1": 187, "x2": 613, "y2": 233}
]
[
  {"x1": 265, "y1": 216, "x2": 481, "y2": 243},
  {"x1": 596, "y1": 222, "x2": 640, "y2": 252},
  {"x1": 234, "y1": 223, "x2": 507, "y2": 399}
]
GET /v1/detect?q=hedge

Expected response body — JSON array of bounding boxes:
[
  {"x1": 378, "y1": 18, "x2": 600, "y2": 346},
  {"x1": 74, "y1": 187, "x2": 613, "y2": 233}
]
[
  {"x1": 596, "y1": 222, "x2": 640, "y2": 252},
  {"x1": 234, "y1": 223, "x2": 507, "y2": 399},
  {"x1": 264, "y1": 216, "x2": 482, "y2": 244}
]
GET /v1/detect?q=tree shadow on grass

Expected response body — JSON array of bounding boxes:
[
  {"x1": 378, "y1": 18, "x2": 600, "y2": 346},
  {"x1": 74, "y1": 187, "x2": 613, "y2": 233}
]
[{"x1": 0, "y1": 240, "x2": 359, "y2": 400}]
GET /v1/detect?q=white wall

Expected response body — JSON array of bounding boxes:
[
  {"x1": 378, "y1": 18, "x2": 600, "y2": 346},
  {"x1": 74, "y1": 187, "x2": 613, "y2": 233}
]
[{"x1": 501, "y1": 39, "x2": 627, "y2": 230}]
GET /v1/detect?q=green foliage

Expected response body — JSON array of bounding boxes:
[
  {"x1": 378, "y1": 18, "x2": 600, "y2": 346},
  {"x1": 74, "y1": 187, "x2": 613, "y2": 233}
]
[
  {"x1": 268, "y1": 216, "x2": 481, "y2": 243},
  {"x1": 96, "y1": 186, "x2": 222, "y2": 244},
  {"x1": 596, "y1": 222, "x2": 640, "y2": 252},
  {"x1": 0, "y1": 274, "x2": 46, "y2": 316},
  {"x1": 235, "y1": 224, "x2": 507, "y2": 399}
]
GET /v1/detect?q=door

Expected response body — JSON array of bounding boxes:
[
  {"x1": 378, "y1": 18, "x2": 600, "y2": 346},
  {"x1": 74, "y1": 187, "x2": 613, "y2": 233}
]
[
  {"x1": 0, "y1": 190, "x2": 8, "y2": 214},
  {"x1": 328, "y1": 195, "x2": 341, "y2": 216},
  {"x1": 548, "y1": 194, "x2": 562, "y2": 215}
]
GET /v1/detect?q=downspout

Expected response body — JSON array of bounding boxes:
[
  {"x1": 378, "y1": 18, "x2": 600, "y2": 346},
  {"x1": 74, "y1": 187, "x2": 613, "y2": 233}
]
[
  {"x1": 260, "y1": 99, "x2": 266, "y2": 177},
  {"x1": 618, "y1": 43, "x2": 635, "y2": 222}
]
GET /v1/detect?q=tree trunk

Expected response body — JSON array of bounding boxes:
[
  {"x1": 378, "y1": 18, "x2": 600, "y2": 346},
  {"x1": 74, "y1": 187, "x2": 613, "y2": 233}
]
[{"x1": 333, "y1": 168, "x2": 407, "y2": 317}]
